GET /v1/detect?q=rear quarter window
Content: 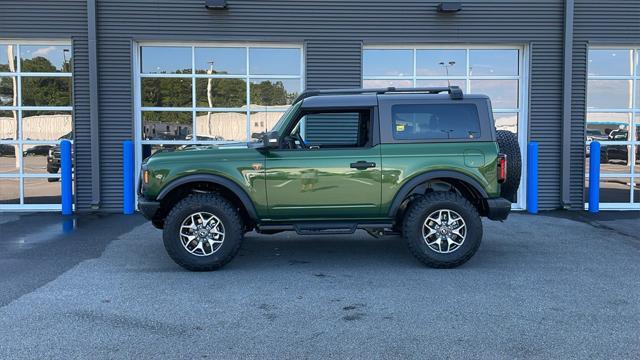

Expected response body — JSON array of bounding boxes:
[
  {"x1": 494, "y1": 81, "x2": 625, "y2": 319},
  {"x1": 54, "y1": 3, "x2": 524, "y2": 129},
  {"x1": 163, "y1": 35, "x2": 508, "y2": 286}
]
[{"x1": 391, "y1": 104, "x2": 481, "y2": 140}]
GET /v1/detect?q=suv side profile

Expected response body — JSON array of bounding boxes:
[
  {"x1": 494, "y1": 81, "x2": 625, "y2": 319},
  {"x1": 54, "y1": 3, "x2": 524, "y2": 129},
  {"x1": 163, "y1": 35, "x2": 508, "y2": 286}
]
[{"x1": 138, "y1": 86, "x2": 521, "y2": 271}]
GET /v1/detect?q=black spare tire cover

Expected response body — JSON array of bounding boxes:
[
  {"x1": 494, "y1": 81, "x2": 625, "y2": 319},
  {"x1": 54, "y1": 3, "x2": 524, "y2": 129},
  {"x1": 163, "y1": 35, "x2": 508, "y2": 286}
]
[{"x1": 496, "y1": 130, "x2": 521, "y2": 203}]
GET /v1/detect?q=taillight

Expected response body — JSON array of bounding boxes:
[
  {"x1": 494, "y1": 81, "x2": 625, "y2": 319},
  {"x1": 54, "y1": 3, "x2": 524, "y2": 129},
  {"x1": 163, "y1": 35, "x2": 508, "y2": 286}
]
[{"x1": 497, "y1": 154, "x2": 507, "y2": 183}]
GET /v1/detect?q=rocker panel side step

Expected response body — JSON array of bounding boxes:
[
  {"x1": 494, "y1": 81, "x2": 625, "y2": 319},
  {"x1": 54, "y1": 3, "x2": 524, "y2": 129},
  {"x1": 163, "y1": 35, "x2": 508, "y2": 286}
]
[
  {"x1": 294, "y1": 223, "x2": 357, "y2": 235},
  {"x1": 256, "y1": 222, "x2": 394, "y2": 235}
]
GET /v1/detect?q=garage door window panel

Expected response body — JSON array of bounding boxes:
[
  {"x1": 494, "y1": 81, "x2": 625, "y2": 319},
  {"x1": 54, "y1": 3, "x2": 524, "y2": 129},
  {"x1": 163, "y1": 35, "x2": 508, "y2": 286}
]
[
  {"x1": 20, "y1": 45, "x2": 72, "y2": 73},
  {"x1": 141, "y1": 78, "x2": 192, "y2": 108},
  {"x1": 0, "y1": 77, "x2": 16, "y2": 106},
  {"x1": 586, "y1": 47, "x2": 640, "y2": 207},
  {"x1": 22, "y1": 111, "x2": 72, "y2": 141},
  {"x1": 23, "y1": 177, "x2": 61, "y2": 204},
  {"x1": 0, "y1": 44, "x2": 17, "y2": 72},
  {"x1": 141, "y1": 47, "x2": 191, "y2": 74},
  {"x1": 195, "y1": 47, "x2": 246, "y2": 75},
  {"x1": 0, "y1": 41, "x2": 72, "y2": 209},
  {"x1": 587, "y1": 80, "x2": 633, "y2": 109},
  {"x1": 196, "y1": 111, "x2": 248, "y2": 142},
  {"x1": 21, "y1": 77, "x2": 72, "y2": 107},
  {"x1": 469, "y1": 49, "x2": 519, "y2": 76},
  {"x1": 137, "y1": 43, "x2": 303, "y2": 149},
  {"x1": 195, "y1": 78, "x2": 246, "y2": 108},
  {"x1": 0, "y1": 110, "x2": 18, "y2": 140},
  {"x1": 0, "y1": 178, "x2": 19, "y2": 204},
  {"x1": 249, "y1": 78, "x2": 300, "y2": 109}
]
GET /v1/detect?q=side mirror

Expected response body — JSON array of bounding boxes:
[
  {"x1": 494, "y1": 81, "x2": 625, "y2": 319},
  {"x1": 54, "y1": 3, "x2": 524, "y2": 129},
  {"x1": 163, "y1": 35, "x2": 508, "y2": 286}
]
[{"x1": 260, "y1": 131, "x2": 280, "y2": 150}]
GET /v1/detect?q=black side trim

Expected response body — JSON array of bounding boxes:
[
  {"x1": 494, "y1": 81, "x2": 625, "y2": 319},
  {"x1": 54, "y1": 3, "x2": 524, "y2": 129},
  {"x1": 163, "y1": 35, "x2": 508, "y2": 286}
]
[
  {"x1": 387, "y1": 170, "x2": 489, "y2": 217},
  {"x1": 156, "y1": 174, "x2": 259, "y2": 220},
  {"x1": 486, "y1": 197, "x2": 511, "y2": 221}
]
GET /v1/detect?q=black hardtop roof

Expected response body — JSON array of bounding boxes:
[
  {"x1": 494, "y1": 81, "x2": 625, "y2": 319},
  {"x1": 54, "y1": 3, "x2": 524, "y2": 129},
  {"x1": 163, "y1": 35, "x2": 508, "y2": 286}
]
[
  {"x1": 297, "y1": 86, "x2": 490, "y2": 109},
  {"x1": 295, "y1": 85, "x2": 466, "y2": 103}
]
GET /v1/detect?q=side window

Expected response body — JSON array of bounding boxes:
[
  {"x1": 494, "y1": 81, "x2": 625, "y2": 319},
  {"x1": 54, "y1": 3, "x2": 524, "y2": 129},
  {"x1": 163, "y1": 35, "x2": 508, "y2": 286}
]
[
  {"x1": 284, "y1": 110, "x2": 371, "y2": 149},
  {"x1": 391, "y1": 104, "x2": 480, "y2": 140}
]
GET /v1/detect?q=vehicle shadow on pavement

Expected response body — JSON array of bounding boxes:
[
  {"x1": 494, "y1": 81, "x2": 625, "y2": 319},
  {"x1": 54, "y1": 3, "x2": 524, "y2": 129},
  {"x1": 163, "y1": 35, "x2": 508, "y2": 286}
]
[{"x1": 131, "y1": 212, "x2": 637, "y2": 274}]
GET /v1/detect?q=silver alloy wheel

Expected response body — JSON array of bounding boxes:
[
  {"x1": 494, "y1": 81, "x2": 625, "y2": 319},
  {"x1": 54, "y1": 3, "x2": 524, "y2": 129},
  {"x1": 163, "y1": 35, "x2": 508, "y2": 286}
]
[
  {"x1": 179, "y1": 212, "x2": 225, "y2": 256},
  {"x1": 422, "y1": 209, "x2": 466, "y2": 254}
]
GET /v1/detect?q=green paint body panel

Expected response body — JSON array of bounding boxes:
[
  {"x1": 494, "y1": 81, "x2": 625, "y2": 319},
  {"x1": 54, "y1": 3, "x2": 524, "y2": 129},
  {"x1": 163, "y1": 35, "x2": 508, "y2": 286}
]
[
  {"x1": 142, "y1": 141, "x2": 499, "y2": 221},
  {"x1": 379, "y1": 142, "x2": 500, "y2": 214},
  {"x1": 265, "y1": 145, "x2": 382, "y2": 220},
  {"x1": 140, "y1": 93, "x2": 504, "y2": 224},
  {"x1": 142, "y1": 146, "x2": 269, "y2": 216}
]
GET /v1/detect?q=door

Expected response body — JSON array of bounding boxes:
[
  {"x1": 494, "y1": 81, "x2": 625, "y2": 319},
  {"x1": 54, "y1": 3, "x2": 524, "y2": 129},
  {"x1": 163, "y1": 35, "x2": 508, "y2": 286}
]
[{"x1": 265, "y1": 110, "x2": 382, "y2": 220}]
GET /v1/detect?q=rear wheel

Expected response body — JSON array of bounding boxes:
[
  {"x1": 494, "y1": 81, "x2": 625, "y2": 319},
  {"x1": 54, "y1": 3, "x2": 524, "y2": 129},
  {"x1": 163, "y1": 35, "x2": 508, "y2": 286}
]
[
  {"x1": 163, "y1": 193, "x2": 243, "y2": 271},
  {"x1": 403, "y1": 192, "x2": 482, "y2": 268}
]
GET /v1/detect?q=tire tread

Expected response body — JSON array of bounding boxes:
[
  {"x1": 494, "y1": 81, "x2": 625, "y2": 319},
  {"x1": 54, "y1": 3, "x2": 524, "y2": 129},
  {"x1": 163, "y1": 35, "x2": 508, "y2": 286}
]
[
  {"x1": 163, "y1": 193, "x2": 243, "y2": 271},
  {"x1": 403, "y1": 192, "x2": 482, "y2": 268}
]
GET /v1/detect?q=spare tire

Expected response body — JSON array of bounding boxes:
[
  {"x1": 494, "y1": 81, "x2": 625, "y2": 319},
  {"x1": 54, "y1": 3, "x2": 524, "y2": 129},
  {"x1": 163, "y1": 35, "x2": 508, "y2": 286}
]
[{"x1": 496, "y1": 130, "x2": 521, "y2": 203}]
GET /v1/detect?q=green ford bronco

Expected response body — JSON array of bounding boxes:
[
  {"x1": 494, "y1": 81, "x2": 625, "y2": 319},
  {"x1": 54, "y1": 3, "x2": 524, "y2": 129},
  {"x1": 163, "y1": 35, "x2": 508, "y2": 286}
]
[{"x1": 138, "y1": 86, "x2": 521, "y2": 271}]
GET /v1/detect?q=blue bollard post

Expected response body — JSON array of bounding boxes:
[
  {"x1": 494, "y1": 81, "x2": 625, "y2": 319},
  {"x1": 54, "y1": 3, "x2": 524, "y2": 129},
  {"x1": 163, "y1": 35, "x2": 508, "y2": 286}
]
[
  {"x1": 60, "y1": 139, "x2": 73, "y2": 215},
  {"x1": 123, "y1": 140, "x2": 135, "y2": 215},
  {"x1": 588, "y1": 141, "x2": 600, "y2": 213},
  {"x1": 527, "y1": 142, "x2": 538, "y2": 214}
]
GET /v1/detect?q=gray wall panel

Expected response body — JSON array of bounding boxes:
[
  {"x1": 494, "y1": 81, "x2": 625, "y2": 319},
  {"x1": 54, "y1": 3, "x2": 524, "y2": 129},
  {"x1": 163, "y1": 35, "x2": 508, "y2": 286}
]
[
  {"x1": 2, "y1": 0, "x2": 638, "y2": 211},
  {"x1": 0, "y1": 0, "x2": 92, "y2": 210},
  {"x1": 95, "y1": 0, "x2": 566, "y2": 210}
]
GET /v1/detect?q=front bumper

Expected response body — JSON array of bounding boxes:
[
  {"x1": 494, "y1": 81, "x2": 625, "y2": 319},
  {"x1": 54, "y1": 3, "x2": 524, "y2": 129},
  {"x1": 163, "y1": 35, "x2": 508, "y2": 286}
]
[
  {"x1": 138, "y1": 196, "x2": 160, "y2": 220},
  {"x1": 485, "y1": 197, "x2": 511, "y2": 221}
]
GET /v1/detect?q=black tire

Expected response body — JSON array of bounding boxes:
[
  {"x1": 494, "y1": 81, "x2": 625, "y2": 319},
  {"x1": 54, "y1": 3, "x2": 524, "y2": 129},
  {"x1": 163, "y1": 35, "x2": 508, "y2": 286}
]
[
  {"x1": 163, "y1": 193, "x2": 243, "y2": 271},
  {"x1": 151, "y1": 218, "x2": 164, "y2": 229},
  {"x1": 496, "y1": 130, "x2": 521, "y2": 202},
  {"x1": 403, "y1": 192, "x2": 482, "y2": 268}
]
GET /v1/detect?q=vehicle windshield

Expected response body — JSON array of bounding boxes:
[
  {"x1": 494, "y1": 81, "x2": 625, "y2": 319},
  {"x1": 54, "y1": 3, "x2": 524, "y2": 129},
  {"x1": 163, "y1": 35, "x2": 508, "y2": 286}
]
[{"x1": 251, "y1": 100, "x2": 302, "y2": 141}]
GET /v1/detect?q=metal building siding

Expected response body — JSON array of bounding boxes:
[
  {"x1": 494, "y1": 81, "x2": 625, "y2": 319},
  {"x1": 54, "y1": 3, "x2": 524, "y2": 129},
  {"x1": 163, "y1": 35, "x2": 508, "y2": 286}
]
[
  {"x1": 305, "y1": 40, "x2": 362, "y2": 90},
  {"x1": 572, "y1": 1, "x2": 640, "y2": 209},
  {"x1": 71, "y1": 36, "x2": 93, "y2": 210},
  {"x1": 569, "y1": 40, "x2": 588, "y2": 210},
  {"x1": 93, "y1": 0, "x2": 566, "y2": 210},
  {"x1": 0, "y1": 0, "x2": 93, "y2": 210}
]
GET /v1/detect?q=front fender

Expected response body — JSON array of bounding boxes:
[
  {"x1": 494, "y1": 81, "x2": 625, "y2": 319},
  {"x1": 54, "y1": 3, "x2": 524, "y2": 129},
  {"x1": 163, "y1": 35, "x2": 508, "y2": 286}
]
[{"x1": 156, "y1": 174, "x2": 259, "y2": 220}]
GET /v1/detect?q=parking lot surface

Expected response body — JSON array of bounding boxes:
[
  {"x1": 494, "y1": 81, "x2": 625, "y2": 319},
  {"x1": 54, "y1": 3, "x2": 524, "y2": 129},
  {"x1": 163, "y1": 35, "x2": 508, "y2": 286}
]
[{"x1": 0, "y1": 212, "x2": 638, "y2": 359}]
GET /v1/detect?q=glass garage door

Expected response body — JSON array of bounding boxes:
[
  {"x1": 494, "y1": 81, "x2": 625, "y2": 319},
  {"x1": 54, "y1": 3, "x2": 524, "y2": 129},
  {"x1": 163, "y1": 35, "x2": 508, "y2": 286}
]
[
  {"x1": 134, "y1": 43, "x2": 304, "y2": 161},
  {"x1": 0, "y1": 42, "x2": 73, "y2": 210},
  {"x1": 362, "y1": 45, "x2": 528, "y2": 209},
  {"x1": 585, "y1": 48, "x2": 640, "y2": 209}
]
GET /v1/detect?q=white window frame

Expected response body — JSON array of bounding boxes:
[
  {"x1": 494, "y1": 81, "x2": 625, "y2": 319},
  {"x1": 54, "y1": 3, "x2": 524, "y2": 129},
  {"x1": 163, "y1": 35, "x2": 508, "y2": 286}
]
[
  {"x1": 585, "y1": 46, "x2": 639, "y2": 210},
  {"x1": 363, "y1": 44, "x2": 529, "y2": 210},
  {"x1": 132, "y1": 41, "x2": 304, "y2": 198},
  {"x1": 0, "y1": 39, "x2": 73, "y2": 211}
]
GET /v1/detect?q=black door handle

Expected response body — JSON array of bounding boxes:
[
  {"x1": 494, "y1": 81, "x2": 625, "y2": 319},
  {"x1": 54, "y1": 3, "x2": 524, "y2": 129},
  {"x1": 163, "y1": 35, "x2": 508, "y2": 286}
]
[{"x1": 350, "y1": 161, "x2": 376, "y2": 170}]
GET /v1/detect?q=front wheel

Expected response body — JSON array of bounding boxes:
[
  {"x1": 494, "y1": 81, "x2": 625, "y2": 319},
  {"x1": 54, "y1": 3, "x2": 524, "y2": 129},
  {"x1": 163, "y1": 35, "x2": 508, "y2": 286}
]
[
  {"x1": 163, "y1": 193, "x2": 243, "y2": 271},
  {"x1": 403, "y1": 192, "x2": 482, "y2": 268}
]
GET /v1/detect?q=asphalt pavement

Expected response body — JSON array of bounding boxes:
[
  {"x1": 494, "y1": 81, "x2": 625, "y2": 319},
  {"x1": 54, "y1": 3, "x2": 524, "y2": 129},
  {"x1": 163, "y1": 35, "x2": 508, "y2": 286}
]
[{"x1": 0, "y1": 211, "x2": 638, "y2": 359}]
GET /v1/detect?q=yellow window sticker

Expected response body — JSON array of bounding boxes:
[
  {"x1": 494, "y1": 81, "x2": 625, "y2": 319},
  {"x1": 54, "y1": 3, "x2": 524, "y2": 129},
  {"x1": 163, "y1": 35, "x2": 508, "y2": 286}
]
[{"x1": 396, "y1": 124, "x2": 405, "y2": 132}]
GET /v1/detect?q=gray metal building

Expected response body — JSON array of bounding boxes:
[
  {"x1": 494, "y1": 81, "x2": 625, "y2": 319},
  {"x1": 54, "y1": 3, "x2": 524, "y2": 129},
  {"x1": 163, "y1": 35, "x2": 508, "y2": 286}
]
[{"x1": 0, "y1": 0, "x2": 639, "y2": 212}]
